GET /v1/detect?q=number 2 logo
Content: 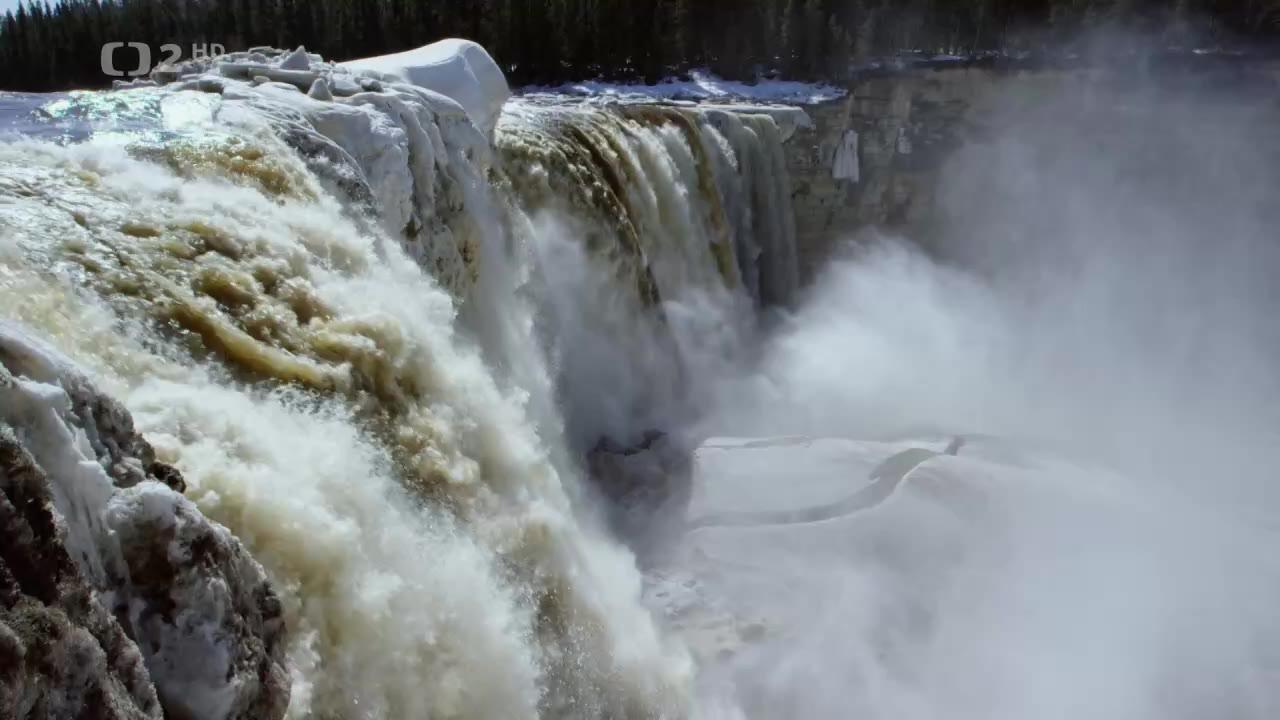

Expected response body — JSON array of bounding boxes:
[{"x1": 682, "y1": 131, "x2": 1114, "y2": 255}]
[{"x1": 101, "y1": 43, "x2": 183, "y2": 77}]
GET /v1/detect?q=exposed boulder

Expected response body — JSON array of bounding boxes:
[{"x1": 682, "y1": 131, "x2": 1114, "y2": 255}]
[
  {"x1": 106, "y1": 487, "x2": 289, "y2": 720},
  {"x1": 0, "y1": 426, "x2": 162, "y2": 720},
  {"x1": 0, "y1": 323, "x2": 289, "y2": 720},
  {"x1": 588, "y1": 430, "x2": 692, "y2": 554}
]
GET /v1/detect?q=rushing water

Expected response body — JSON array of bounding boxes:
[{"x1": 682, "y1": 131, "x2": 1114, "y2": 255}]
[
  {"x1": 16, "y1": 42, "x2": 1279, "y2": 720},
  {"x1": 496, "y1": 100, "x2": 798, "y2": 449},
  {"x1": 0, "y1": 63, "x2": 801, "y2": 717}
]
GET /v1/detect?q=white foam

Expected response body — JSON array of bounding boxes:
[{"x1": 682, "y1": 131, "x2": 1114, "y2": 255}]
[{"x1": 0, "y1": 126, "x2": 692, "y2": 718}]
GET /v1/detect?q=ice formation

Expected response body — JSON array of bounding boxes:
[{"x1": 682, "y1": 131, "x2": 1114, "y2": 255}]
[
  {"x1": 133, "y1": 40, "x2": 509, "y2": 296},
  {"x1": 832, "y1": 128, "x2": 860, "y2": 181},
  {"x1": 0, "y1": 322, "x2": 288, "y2": 720},
  {"x1": 341, "y1": 38, "x2": 511, "y2": 138}
]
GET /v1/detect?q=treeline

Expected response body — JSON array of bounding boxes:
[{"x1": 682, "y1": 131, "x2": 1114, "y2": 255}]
[{"x1": 2, "y1": 0, "x2": 1278, "y2": 91}]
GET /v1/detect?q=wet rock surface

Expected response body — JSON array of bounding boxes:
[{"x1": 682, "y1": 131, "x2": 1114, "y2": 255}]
[
  {"x1": 588, "y1": 430, "x2": 693, "y2": 554},
  {"x1": 0, "y1": 324, "x2": 288, "y2": 720},
  {"x1": 785, "y1": 59, "x2": 1280, "y2": 281},
  {"x1": 0, "y1": 426, "x2": 162, "y2": 720}
]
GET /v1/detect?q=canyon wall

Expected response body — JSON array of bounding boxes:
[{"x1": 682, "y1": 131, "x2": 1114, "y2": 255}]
[{"x1": 786, "y1": 57, "x2": 1280, "y2": 281}]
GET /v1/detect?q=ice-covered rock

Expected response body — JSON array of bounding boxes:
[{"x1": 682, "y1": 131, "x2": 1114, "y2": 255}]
[
  {"x1": 107, "y1": 486, "x2": 289, "y2": 720},
  {"x1": 278, "y1": 45, "x2": 312, "y2": 72},
  {"x1": 341, "y1": 38, "x2": 510, "y2": 138},
  {"x1": 145, "y1": 41, "x2": 506, "y2": 296},
  {"x1": 0, "y1": 322, "x2": 289, "y2": 720},
  {"x1": 0, "y1": 424, "x2": 162, "y2": 720}
]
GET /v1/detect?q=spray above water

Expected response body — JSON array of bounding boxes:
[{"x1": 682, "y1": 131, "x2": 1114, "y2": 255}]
[
  {"x1": 677, "y1": 65, "x2": 1280, "y2": 719},
  {"x1": 496, "y1": 101, "x2": 802, "y2": 449},
  {"x1": 4, "y1": 33, "x2": 1279, "y2": 720}
]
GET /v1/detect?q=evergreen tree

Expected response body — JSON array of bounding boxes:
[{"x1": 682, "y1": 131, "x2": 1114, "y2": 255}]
[{"x1": 0, "y1": 0, "x2": 1273, "y2": 92}]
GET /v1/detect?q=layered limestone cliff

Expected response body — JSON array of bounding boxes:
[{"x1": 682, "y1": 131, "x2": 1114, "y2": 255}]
[
  {"x1": 785, "y1": 56, "x2": 1280, "y2": 281},
  {"x1": 788, "y1": 67, "x2": 977, "y2": 279}
]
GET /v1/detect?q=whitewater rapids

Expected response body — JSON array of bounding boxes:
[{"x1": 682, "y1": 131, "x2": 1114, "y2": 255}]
[
  {"x1": 0, "y1": 53, "x2": 690, "y2": 719},
  {"x1": 496, "y1": 99, "x2": 801, "y2": 448},
  {"x1": 0, "y1": 38, "x2": 815, "y2": 718}
]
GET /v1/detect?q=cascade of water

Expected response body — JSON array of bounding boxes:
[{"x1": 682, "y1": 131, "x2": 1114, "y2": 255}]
[
  {"x1": 0, "y1": 80, "x2": 691, "y2": 719},
  {"x1": 0, "y1": 41, "x2": 807, "y2": 719},
  {"x1": 495, "y1": 101, "x2": 800, "y2": 449}
]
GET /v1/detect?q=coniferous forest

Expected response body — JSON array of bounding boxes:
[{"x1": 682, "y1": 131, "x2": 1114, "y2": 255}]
[{"x1": 0, "y1": 0, "x2": 1277, "y2": 92}]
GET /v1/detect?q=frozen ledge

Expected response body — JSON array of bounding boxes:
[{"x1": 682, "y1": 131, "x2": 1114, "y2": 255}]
[
  {"x1": 134, "y1": 39, "x2": 511, "y2": 139},
  {"x1": 341, "y1": 39, "x2": 510, "y2": 137}
]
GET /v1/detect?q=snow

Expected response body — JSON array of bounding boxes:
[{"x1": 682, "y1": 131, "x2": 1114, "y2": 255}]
[
  {"x1": 652, "y1": 432, "x2": 1280, "y2": 717},
  {"x1": 0, "y1": 320, "x2": 121, "y2": 585},
  {"x1": 694, "y1": 437, "x2": 888, "y2": 517},
  {"x1": 520, "y1": 69, "x2": 846, "y2": 106},
  {"x1": 341, "y1": 38, "x2": 510, "y2": 137}
]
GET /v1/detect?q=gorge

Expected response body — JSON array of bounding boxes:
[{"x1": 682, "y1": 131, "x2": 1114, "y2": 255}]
[{"x1": 3, "y1": 38, "x2": 1280, "y2": 720}]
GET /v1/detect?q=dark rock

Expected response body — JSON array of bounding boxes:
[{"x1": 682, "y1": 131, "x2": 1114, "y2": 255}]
[
  {"x1": 588, "y1": 430, "x2": 692, "y2": 556},
  {"x1": 0, "y1": 426, "x2": 163, "y2": 720},
  {"x1": 0, "y1": 323, "x2": 289, "y2": 720},
  {"x1": 107, "y1": 487, "x2": 290, "y2": 720}
]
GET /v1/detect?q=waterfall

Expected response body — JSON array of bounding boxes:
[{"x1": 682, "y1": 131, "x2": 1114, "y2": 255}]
[
  {"x1": 0, "y1": 42, "x2": 803, "y2": 719},
  {"x1": 498, "y1": 101, "x2": 799, "y2": 311},
  {"x1": 496, "y1": 101, "x2": 799, "y2": 449}
]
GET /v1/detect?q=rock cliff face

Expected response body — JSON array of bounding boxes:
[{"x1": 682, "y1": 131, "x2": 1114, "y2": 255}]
[
  {"x1": 0, "y1": 423, "x2": 161, "y2": 720},
  {"x1": 0, "y1": 324, "x2": 288, "y2": 720},
  {"x1": 787, "y1": 68, "x2": 980, "y2": 280},
  {"x1": 787, "y1": 65, "x2": 1092, "y2": 280},
  {"x1": 785, "y1": 58, "x2": 1280, "y2": 281}
]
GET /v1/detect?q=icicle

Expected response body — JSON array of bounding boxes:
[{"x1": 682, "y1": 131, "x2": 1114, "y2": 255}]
[{"x1": 833, "y1": 128, "x2": 860, "y2": 182}]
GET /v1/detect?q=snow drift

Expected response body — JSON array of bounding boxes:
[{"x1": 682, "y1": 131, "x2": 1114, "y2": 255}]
[{"x1": 341, "y1": 38, "x2": 510, "y2": 138}]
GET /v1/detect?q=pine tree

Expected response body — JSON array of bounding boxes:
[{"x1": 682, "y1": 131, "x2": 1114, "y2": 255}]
[{"x1": 0, "y1": 0, "x2": 1274, "y2": 92}]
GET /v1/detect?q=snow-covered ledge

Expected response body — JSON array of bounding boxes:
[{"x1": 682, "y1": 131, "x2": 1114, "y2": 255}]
[
  {"x1": 341, "y1": 38, "x2": 510, "y2": 138},
  {"x1": 129, "y1": 39, "x2": 513, "y2": 294}
]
